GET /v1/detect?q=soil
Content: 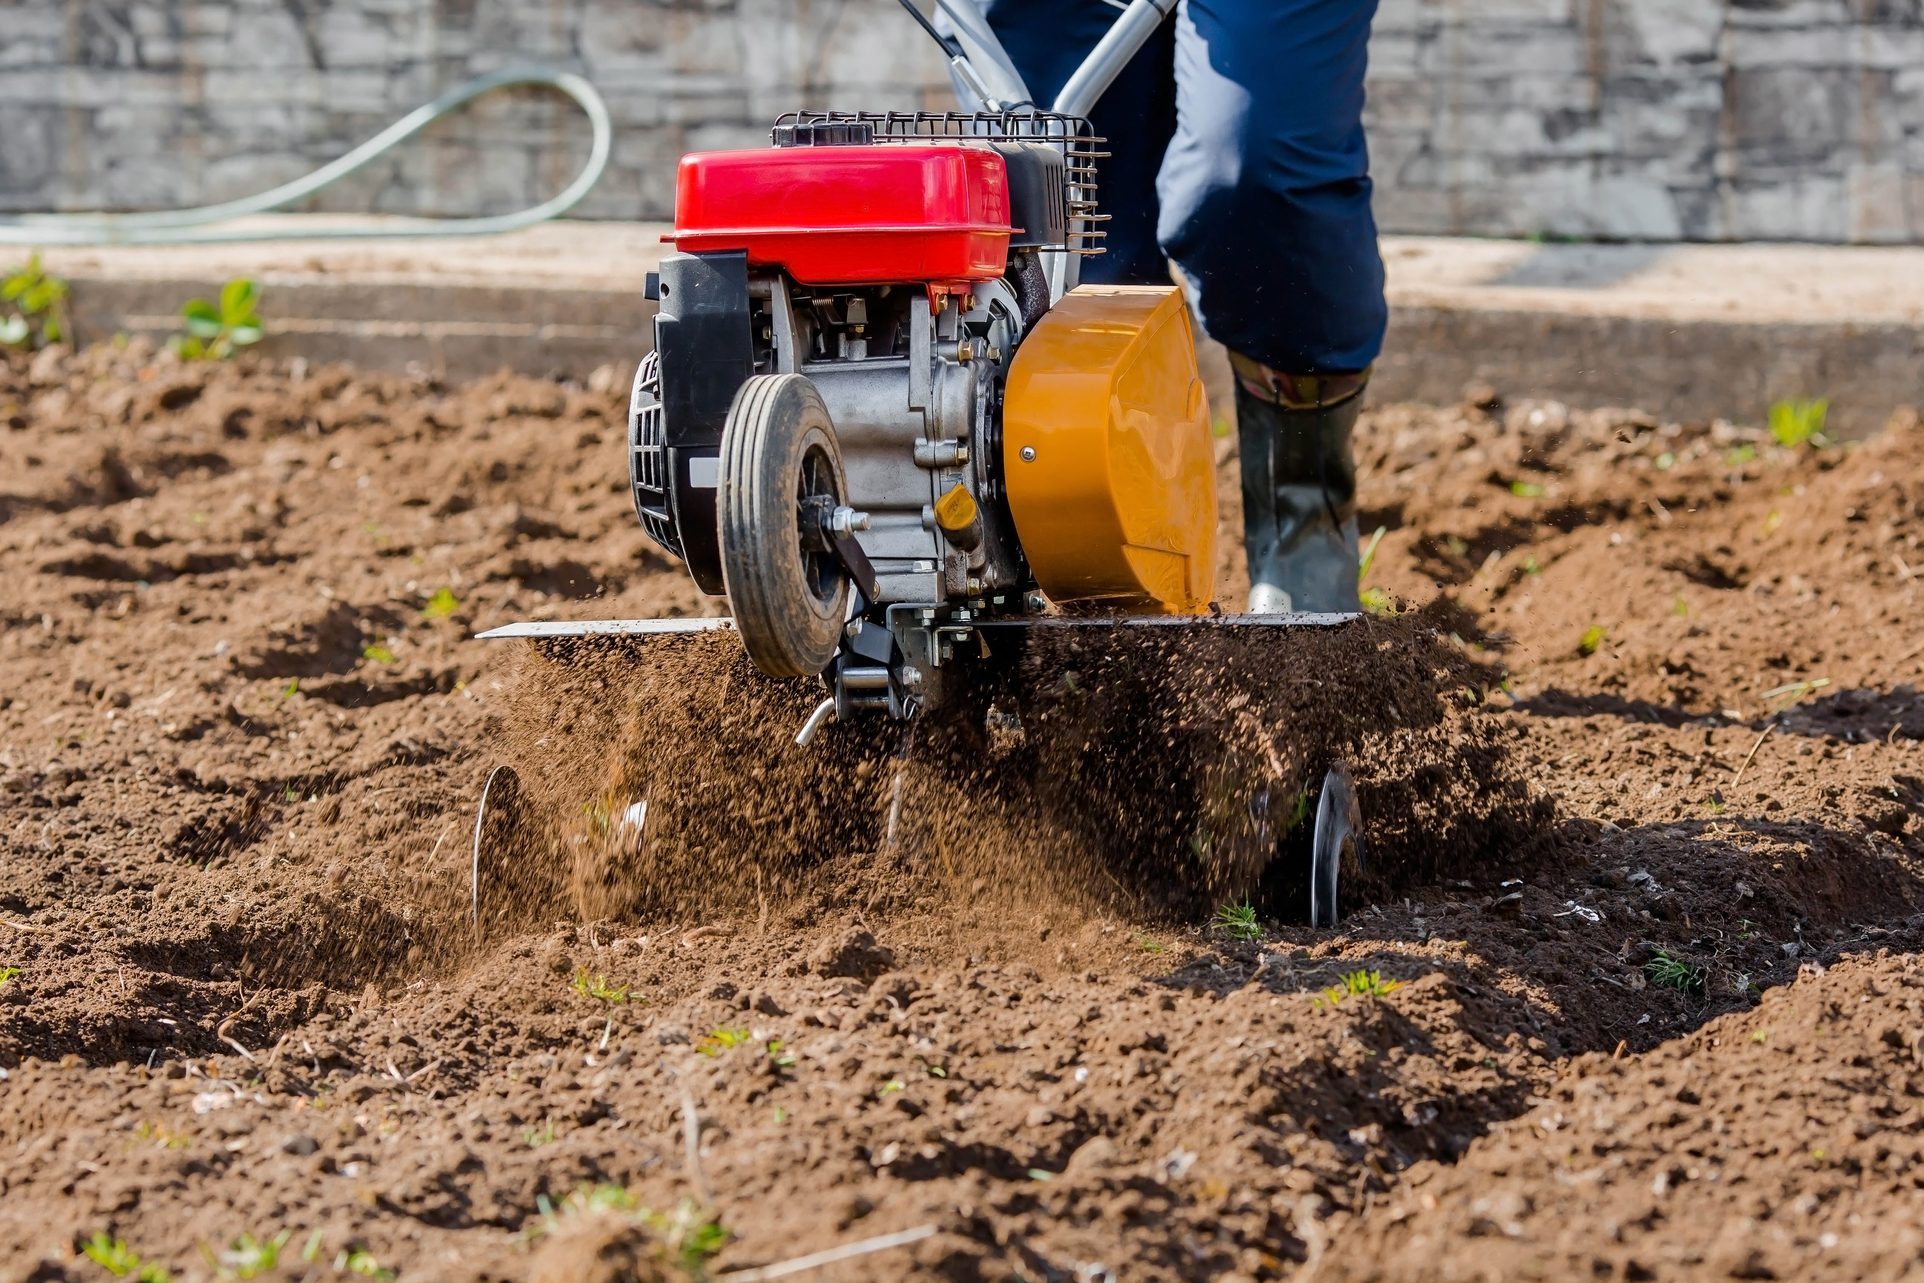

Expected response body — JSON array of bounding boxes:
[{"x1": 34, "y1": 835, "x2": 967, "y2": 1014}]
[{"x1": 1, "y1": 343, "x2": 1920, "y2": 1282}]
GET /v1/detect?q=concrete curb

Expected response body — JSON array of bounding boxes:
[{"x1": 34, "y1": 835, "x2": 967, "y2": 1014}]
[{"x1": 31, "y1": 222, "x2": 1924, "y2": 432}]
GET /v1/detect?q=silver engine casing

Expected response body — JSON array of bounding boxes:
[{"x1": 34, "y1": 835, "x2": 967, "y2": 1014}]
[{"x1": 757, "y1": 272, "x2": 1031, "y2": 611}]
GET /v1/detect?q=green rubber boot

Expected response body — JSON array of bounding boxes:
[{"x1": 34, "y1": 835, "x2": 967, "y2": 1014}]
[{"x1": 1232, "y1": 356, "x2": 1367, "y2": 615}]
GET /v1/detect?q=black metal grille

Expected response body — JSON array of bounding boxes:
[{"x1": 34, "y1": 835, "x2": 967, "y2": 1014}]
[
  {"x1": 770, "y1": 110, "x2": 1108, "y2": 256},
  {"x1": 627, "y1": 351, "x2": 680, "y2": 557}
]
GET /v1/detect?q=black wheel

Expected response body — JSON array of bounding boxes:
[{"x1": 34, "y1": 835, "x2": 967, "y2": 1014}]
[{"x1": 719, "y1": 374, "x2": 850, "y2": 678}]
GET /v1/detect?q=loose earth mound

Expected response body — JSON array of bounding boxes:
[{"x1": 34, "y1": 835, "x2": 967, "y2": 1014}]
[{"x1": 0, "y1": 345, "x2": 1919, "y2": 1281}]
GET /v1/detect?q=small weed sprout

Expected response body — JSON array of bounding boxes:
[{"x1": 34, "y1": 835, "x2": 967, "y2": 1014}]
[
  {"x1": 523, "y1": 1122, "x2": 558, "y2": 1148},
  {"x1": 203, "y1": 1230, "x2": 291, "y2": 1280},
  {"x1": 2, "y1": 253, "x2": 71, "y2": 348},
  {"x1": 1762, "y1": 677, "x2": 1831, "y2": 712},
  {"x1": 361, "y1": 643, "x2": 397, "y2": 665},
  {"x1": 174, "y1": 278, "x2": 263, "y2": 361},
  {"x1": 1768, "y1": 398, "x2": 1830, "y2": 449},
  {"x1": 571, "y1": 968, "x2": 631, "y2": 1004},
  {"x1": 1285, "y1": 786, "x2": 1313, "y2": 834},
  {"x1": 694, "y1": 1026, "x2": 752, "y2": 1057},
  {"x1": 1577, "y1": 624, "x2": 1607, "y2": 657},
  {"x1": 528, "y1": 1186, "x2": 727, "y2": 1276},
  {"x1": 1313, "y1": 969, "x2": 1404, "y2": 1006},
  {"x1": 0, "y1": 965, "x2": 19, "y2": 987},
  {"x1": 1645, "y1": 949, "x2": 1706, "y2": 996},
  {"x1": 132, "y1": 1120, "x2": 188, "y2": 1150},
  {"x1": 80, "y1": 1232, "x2": 170, "y2": 1282},
  {"x1": 1211, "y1": 899, "x2": 1262, "y2": 943},
  {"x1": 1357, "y1": 525, "x2": 1395, "y2": 616},
  {"x1": 421, "y1": 587, "x2": 461, "y2": 620},
  {"x1": 1509, "y1": 479, "x2": 1545, "y2": 499},
  {"x1": 334, "y1": 1246, "x2": 394, "y2": 1281}
]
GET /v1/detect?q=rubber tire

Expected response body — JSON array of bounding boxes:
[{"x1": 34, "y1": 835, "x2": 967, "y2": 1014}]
[{"x1": 719, "y1": 374, "x2": 850, "y2": 678}]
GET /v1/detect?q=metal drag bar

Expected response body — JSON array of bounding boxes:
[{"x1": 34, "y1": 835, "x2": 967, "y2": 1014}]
[
  {"x1": 475, "y1": 618, "x2": 735, "y2": 639},
  {"x1": 477, "y1": 612, "x2": 1359, "y2": 641}
]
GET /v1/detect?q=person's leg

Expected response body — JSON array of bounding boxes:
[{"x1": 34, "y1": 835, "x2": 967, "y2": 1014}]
[
  {"x1": 1157, "y1": 0, "x2": 1385, "y2": 612},
  {"x1": 983, "y1": 0, "x2": 1176, "y2": 286}
]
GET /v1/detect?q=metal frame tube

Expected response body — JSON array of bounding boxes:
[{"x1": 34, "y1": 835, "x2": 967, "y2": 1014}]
[{"x1": 1051, "y1": 0, "x2": 1177, "y2": 118}]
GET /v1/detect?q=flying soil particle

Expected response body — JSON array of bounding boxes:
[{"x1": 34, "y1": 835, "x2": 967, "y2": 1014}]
[{"x1": 479, "y1": 607, "x2": 1554, "y2": 935}]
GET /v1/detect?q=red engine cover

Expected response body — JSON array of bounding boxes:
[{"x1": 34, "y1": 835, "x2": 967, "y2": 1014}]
[{"x1": 668, "y1": 144, "x2": 1013, "y2": 286}]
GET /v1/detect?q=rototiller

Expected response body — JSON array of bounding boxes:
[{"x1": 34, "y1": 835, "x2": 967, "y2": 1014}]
[{"x1": 480, "y1": 0, "x2": 1363, "y2": 924}]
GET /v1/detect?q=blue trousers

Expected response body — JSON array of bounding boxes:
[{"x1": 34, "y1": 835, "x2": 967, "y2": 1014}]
[{"x1": 987, "y1": 0, "x2": 1386, "y2": 376}]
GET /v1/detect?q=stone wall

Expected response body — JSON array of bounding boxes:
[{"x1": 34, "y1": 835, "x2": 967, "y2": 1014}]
[{"x1": 4, "y1": 0, "x2": 1921, "y2": 243}]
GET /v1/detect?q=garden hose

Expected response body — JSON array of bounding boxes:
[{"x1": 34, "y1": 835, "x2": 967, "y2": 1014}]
[{"x1": 0, "y1": 67, "x2": 611, "y2": 246}]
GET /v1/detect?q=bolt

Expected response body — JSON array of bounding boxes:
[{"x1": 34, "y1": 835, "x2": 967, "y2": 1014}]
[
  {"x1": 1020, "y1": 446, "x2": 1037, "y2": 462},
  {"x1": 1024, "y1": 591, "x2": 1047, "y2": 613},
  {"x1": 898, "y1": 666, "x2": 923, "y2": 687},
  {"x1": 828, "y1": 505, "x2": 871, "y2": 535},
  {"x1": 956, "y1": 340, "x2": 976, "y2": 363},
  {"x1": 845, "y1": 619, "x2": 863, "y2": 639}
]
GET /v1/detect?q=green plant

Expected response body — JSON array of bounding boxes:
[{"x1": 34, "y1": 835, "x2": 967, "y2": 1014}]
[
  {"x1": 1645, "y1": 949, "x2": 1705, "y2": 995},
  {"x1": 1357, "y1": 525, "x2": 1394, "y2": 616},
  {"x1": 2, "y1": 253, "x2": 70, "y2": 348},
  {"x1": 523, "y1": 1123, "x2": 558, "y2": 1147},
  {"x1": 133, "y1": 1120, "x2": 188, "y2": 1150},
  {"x1": 79, "y1": 1232, "x2": 170, "y2": 1282},
  {"x1": 1285, "y1": 785, "x2": 1313, "y2": 833},
  {"x1": 1211, "y1": 899, "x2": 1261, "y2": 943},
  {"x1": 529, "y1": 1187, "x2": 726, "y2": 1277},
  {"x1": 1762, "y1": 677, "x2": 1831, "y2": 711},
  {"x1": 173, "y1": 278, "x2": 263, "y2": 361},
  {"x1": 0, "y1": 965, "x2": 19, "y2": 987},
  {"x1": 420, "y1": 587, "x2": 460, "y2": 620},
  {"x1": 694, "y1": 1026, "x2": 751, "y2": 1057},
  {"x1": 572, "y1": 969, "x2": 630, "y2": 1004},
  {"x1": 361, "y1": 643, "x2": 397, "y2": 665},
  {"x1": 334, "y1": 1246, "x2": 394, "y2": 1281},
  {"x1": 1577, "y1": 624, "x2": 1606, "y2": 657},
  {"x1": 1509, "y1": 480, "x2": 1545, "y2": 498},
  {"x1": 1313, "y1": 969, "x2": 1404, "y2": 1006},
  {"x1": 203, "y1": 1230, "x2": 291, "y2": 1280},
  {"x1": 1768, "y1": 398, "x2": 1830, "y2": 449}
]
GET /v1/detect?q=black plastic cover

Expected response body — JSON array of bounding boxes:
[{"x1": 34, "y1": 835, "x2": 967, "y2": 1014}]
[
  {"x1": 655, "y1": 250, "x2": 751, "y2": 450},
  {"x1": 653, "y1": 250, "x2": 750, "y2": 595},
  {"x1": 990, "y1": 142, "x2": 1067, "y2": 248}
]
